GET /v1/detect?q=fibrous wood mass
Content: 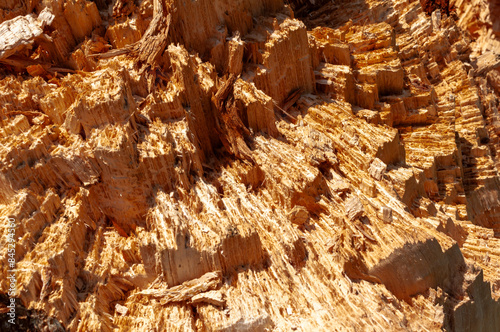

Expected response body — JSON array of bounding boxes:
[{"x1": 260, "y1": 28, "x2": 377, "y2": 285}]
[{"x1": 0, "y1": 0, "x2": 500, "y2": 331}]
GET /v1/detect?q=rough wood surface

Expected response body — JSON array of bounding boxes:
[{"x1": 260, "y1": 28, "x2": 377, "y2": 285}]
[
  {"x1": 0, "y1": 8, "x2": 54, "y2": 60},
  {"x1": 0, "y1": 0, "x2": 500, "y2": 331}
]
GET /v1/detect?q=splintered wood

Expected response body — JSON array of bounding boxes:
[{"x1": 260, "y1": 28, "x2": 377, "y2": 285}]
[
  {"x1": 345, "y1": 195, "x2": 364, "y2": 221},
  {"x1": 134, "y1": 271, "x2": 222, "y2": 305},
  {"x1": 0, "y1": 8, "x2": 54, "y2": 60},
  {"x1": 213, "y1": 74, "x2": 255, "y2": 162},
  {"x1": 1, "y1": 0, "x2": 500, "y2": 331},
  {"x1": 129, "y1": 0, "x2": 171, "y2": 68}
]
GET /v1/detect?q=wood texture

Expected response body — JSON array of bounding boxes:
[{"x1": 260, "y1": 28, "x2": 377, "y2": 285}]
[{"x1": 1, "y1": 0, "x2": 500, "y2": 331}]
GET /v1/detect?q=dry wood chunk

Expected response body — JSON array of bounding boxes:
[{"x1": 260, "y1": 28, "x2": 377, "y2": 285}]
[
  {"x1": 332, "y1": 180, "x2": 350, "y2": 193},
  {"x1": 473, "y1": 53, "x2": 500, "y2": 76},
  {"x1": 115, "y1": 304, "x2": 128, "y2": 316},
  {"x1": 0, "y1": 10, "x2": 53, "y2": 60},
  {"x1": 190, "y1": 290, "x2": 225, "y2": 307},
  {"x1": 345, "y1": 195, "x2": 364, "y2": 221},
  {"x1": 369, "y1": 158, "x2": 387, "y2": 181},
  {"x1": 288, "y1": 205, "x2": 310, "y2": 225},
  {"x1": 380, "y1": 206, "x2": 393, "y2": 223},
  {"x1": 135, "y1": 271, "x2": 222, "y2": 305}
]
